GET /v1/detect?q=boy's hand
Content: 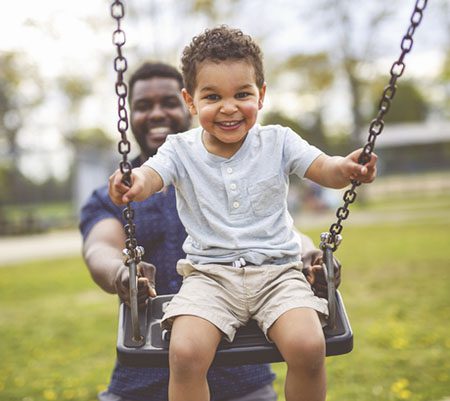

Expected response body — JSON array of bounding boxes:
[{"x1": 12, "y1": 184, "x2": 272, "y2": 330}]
[
  {"x1": 343, "y1": 149, "x2": 377, "y2": 183},
  {"x1": 305, "y1": 150, "x2": 377, "y2": 189},
  {"x1": 108, "y1": 168, "x2": 147, "y2": 205}
]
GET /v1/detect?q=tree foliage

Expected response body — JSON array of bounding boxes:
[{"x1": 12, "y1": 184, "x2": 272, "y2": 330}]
[
  {"x1": 0, "y1": 51, "x2": 44, "y2": 208},
  {"x1": 70, "y1": 127, "x2": 114, "y2": 150},
  {"x1": 368, "y1": 80, "x2": 428, "y2": 124},
  {"x1": 0, "y1": 52, "x2": 43, "y2": 163}
]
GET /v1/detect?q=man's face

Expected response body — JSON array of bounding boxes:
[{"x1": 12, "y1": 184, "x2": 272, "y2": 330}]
[{"x1": 130, "y1": 77, "x2": 191, "y2": 159}]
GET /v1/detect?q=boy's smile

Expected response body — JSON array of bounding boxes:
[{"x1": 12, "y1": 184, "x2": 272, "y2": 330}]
[{"x1": 183, "y1": 60, "x2": 266, "y2": 158}]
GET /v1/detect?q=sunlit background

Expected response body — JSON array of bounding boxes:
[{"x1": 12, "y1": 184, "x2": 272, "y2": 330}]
[{"x1": 0, "y1": 0, "x2": 449, "y2": 234}]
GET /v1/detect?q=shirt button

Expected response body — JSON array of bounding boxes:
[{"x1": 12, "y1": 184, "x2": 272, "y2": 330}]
[
  {"x1": 227, "y1": 167, "x2": 233, "y2": 174},
  {"x1": 232, "y1": 201, "x2": 240, "y2": 209},
  {"x1": 230, "y1": 183, "x2": 237, "y2": 190}
]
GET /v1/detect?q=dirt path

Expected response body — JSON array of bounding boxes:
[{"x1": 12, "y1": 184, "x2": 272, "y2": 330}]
[
  {"x1": 1, "y1": 202, "x2": 448, "y2": 267},
  {"x1": 0, "y1": 230, "x2": 82, "y2": 266}
]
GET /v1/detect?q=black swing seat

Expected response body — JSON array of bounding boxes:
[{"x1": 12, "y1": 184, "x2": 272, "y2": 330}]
[{"x1": 116, "y1": 290, "x2": 353, "y2": 367}]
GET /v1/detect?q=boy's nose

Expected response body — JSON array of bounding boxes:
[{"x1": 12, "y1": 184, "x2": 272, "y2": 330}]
[{"x1": 220, "y1": 100, "x2": 238, "y2": 114}]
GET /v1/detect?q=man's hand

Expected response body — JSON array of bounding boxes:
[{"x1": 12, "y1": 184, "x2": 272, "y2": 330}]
[
  {"x1": 114, "y1": 261, "x2": 157, "y2": 308},
  {"x1": 302, "y1": 249, "x2": 341, "y2": 299}
]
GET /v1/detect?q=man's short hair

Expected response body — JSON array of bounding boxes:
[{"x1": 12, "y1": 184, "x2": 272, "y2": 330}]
[
  {"x1": 128, "y1": 62, "x2": 184, "y2": 103},
  {"x1": 181, "y1": 25, "x2": 265, "y2": 95}
]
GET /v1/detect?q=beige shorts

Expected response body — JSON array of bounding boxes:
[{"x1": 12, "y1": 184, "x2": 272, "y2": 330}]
[{"x1": 161, "y1": 259, "x2": 329, "y2": 342}]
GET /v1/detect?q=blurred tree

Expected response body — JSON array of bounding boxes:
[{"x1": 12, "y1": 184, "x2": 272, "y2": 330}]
[
  {"x1": 118, "y1": 0, "x2": 446, "y2": 149},
  {"x1": 272, "y1": 52, "x2": 334, "y2": 151},
  {"x1": 189, "y1": 0, "x2": 240, "y2": 21},
  {"x1": 441, "y1": 50, "x2": 450, "y2": 119},
  {"x1": 262, "y1": 111, "x2": 306, "y2": 140},
  {"x1": 69, "y1": 127, "x2": 114, "y2": 150},
  {"x1": 0, "y1": 51, "x2": 43, "y2": 204},
  {"x1": 57, "y1": 75, "x2": 92, "y2": 136},
  {"x1": 0, "y1": 53, "x2": 21, "y2": 169},
  {"x1": 0, "y1": 52, "x2": 43, "y2": 168},
  {"x1": 0, "y1": 165, "x2": 11, "y2": 205},
  {"x1": 55, "y1": 75, "x2": 92, "y2": 201},
  {"x1": 297, "y1": 0, "x2": 398, "y2": 145},
  {"x1": 368, "y1": 79, "x2": 428, "y2": 123}
]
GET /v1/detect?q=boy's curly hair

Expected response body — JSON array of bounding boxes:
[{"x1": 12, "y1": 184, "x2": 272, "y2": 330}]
[{"x1": 181, "y1": 25, "x2": 264, "y2": 94}]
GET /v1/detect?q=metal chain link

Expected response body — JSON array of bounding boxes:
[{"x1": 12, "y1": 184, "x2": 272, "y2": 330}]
[
  {"x1": 110, "y1": 0, "x2": 144, "y2": 265},
  {"x1": 323, "y1": 0, "x2": 428, "y2": 252}
]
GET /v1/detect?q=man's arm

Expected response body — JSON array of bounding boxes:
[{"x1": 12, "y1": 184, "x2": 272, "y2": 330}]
[
  {"x1": 298, "y1": 231, "x2": 315, "y2": 252},
  {"x1": 82, "y1": 218, "x2": 126, "y2": 294},
  {"x1": 82, "y1": 218, "x2": 156, "y2": 305}
]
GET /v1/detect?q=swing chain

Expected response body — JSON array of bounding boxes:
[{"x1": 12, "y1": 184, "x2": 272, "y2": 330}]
[
  {"x1": 111, "y1": 0, "x2": 143, "y2": 265},
  {"x1": 322, "y1": 0, "x2": 428, "y2": 252}
]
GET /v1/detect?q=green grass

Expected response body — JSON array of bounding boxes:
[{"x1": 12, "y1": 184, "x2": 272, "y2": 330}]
[
  {"x1": 1, "y1": 201, "x2": 75, "y2": 221},
  {"x1": 1, "y1": 198, "x2": 449, "y2": 401},
  {"x1": 273, "y1": 221, "x2": 450, "y2": 401},
  {"x1": 0, "y1": 259, "x2": 117, "y2": 401},
  {"x1": 354, "y1": 192, "x2": 450, "y2": 211}
]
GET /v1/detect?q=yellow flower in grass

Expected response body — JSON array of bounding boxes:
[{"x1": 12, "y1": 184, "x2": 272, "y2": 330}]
[
  {"x1": 391, "y1": 336, "x2": 409, "y2": 350},
  {"x1": 391, "y1": 378, "x2": 412, "y2": 400},
  {"x1": 43, "y1": 389, "x2": 57, "y2": 400},
  {"x1": 14, "y1": 377, "x2": 25, "y2": 387},
  {"x1": 438, "y1": 372, "x2": 448, "y2": 382},
  {"x1": 77, "y1": 388, "x2": 88, "y2": 398},
  {"x1": 62, "y1": 389, "x2": 76, "y2": 399}
]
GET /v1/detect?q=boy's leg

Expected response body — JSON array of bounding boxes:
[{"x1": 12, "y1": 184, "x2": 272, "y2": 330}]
[
  {"x1": 168, "y1": 315, "x2": 222, "y2": 401},
  {"x1": 268, "y1": 307, "x2": 326, "y2": 401}
]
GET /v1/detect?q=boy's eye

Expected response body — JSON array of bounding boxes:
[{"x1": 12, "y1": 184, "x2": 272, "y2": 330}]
[
  {"x1": 205, "y1": 94, "x2": 220, "y2": 101},
  {"x1": 236, "y1": 92, "x2": 250, "y2": 99}
]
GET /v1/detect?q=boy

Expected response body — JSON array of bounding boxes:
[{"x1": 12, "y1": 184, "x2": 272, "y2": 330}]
[{"x1": 109, "y1": 26, "x2": 377, "y2": 401}]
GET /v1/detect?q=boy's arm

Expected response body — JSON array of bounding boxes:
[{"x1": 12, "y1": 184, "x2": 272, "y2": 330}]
[
  {"x1": 305, "y1": 149, "x2": 377, "y2": 189},
  {"x1": 109, "y1": 165, "x2": 164, "y2": 206}
]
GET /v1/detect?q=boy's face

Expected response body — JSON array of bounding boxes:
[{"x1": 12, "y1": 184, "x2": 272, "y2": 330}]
[{"x1": 182, "y1": 60, "x2": 266, "y2": 156}]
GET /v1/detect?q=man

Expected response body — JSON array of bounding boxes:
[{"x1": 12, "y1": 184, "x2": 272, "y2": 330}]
[{"x1": 80, "y1": 62, "x2": 338, "y2": 401}]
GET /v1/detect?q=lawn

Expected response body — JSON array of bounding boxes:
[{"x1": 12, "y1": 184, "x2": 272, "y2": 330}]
[
  {"x1": 273, "y1": 220, "x2": 450, "y2": 401},
  {"x1": 0, "y1": 201, "x2": 449, "y2": 400}
]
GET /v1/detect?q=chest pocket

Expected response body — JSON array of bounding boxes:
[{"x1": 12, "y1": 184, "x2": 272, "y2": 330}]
[{"x1": 248, "y1": 175, "x2": 285, "y2": 216}]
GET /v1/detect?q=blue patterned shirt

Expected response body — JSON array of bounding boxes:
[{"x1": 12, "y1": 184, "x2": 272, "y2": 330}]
[{"x1": 79, "y1": 158, "x2": 275, "y2": 401}]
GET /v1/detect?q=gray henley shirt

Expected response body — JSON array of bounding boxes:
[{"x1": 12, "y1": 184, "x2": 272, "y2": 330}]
[{"x1": 144, "y1": 124, "x2": 322, "y2": 265}]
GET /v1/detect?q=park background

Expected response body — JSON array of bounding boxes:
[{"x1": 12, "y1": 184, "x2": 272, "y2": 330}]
[{"x1": 0, "y1": 0, "x2": 449, "y2": 400}]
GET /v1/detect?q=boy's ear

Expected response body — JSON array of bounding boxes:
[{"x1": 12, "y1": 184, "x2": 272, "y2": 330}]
[
  {"x1": 182, "y1": 88, "x2": 197, "y2": 115},
  {"x1": 258, "y1": 82, "x2": 267, "y2": 110}
]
